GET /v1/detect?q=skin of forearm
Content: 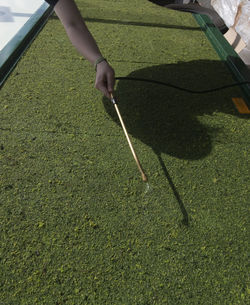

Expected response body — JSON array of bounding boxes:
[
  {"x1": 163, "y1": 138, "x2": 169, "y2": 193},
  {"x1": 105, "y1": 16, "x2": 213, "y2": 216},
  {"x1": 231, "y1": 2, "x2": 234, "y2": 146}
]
[
  {"x1": 64, "y1": 22, "x2": 103, "y2": 65},
  {"x1": 54, "y1": 0, "x2": 102, "y2": 65}
]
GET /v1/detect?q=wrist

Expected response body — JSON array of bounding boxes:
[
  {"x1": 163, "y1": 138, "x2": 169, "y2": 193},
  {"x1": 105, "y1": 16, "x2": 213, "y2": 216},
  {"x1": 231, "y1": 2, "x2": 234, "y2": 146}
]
[{"x1": 94, "y1": 56, "x2": 107, "y2": 71}]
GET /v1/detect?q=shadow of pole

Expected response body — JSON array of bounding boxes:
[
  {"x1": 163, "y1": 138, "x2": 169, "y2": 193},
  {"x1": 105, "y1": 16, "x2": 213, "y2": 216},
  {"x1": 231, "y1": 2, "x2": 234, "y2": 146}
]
[{"x1": 155, "y1": 150, "x2": 189, "y2": 226}]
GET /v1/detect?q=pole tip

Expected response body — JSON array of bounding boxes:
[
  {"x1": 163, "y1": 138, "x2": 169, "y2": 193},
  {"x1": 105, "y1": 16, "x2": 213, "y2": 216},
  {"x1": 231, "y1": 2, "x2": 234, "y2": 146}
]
[{"x1": 142, "y1": 173, "x2": 148, "y2": 182}]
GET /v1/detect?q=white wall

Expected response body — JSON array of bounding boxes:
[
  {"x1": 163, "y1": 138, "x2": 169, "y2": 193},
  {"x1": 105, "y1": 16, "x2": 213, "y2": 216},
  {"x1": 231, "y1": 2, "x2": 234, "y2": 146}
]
[{"x1": 0, "y1": 0, "x2": 45, "y2": 50}]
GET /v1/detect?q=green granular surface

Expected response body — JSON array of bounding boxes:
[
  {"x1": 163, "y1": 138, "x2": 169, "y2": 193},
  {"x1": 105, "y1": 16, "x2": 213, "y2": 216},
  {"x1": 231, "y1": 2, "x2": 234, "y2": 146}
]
[{"x1": 0, "y1": 1, "x2": 249, "y2": 304}]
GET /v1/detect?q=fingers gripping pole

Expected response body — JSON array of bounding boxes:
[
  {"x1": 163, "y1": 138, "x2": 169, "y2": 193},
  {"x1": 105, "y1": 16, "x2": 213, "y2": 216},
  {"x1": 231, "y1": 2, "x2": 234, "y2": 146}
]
[{"x1": 110, "y1": 94, "x2": 147, "y2": 182}]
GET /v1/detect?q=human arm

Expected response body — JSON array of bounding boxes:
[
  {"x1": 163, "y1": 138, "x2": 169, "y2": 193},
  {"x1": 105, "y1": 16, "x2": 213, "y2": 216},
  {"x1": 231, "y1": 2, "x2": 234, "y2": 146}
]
[{"x1": 53, "y1": 0, "x2": 115, "y2": 98}]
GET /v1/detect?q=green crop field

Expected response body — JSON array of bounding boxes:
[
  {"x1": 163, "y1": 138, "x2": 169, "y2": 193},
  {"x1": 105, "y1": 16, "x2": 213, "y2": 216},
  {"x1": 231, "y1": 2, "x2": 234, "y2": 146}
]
[{"x1": 0, "y1": 1, "x2": 249, "y2": 304}]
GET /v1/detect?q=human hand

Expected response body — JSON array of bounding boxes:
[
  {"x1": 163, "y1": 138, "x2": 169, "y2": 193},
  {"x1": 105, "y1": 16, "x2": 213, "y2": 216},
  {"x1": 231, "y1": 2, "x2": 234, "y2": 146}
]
[{"x1": 95, "y1": 61, "x2": 115, "y2": 99}]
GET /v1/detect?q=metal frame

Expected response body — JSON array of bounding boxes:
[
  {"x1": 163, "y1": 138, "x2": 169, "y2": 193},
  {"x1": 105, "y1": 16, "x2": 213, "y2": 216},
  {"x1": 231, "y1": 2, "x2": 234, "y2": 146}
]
[
  {"x1": 193, "y1": 14, "x2": 250, "y2": 104},
  {"x1": 0, "y1": 3, "x2": 53, "y2": 88}
]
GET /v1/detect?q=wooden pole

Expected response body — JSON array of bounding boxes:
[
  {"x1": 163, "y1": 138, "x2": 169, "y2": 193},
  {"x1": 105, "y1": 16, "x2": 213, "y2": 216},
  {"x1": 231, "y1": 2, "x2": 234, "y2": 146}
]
[{"x1": 110, "y1": 93, "x2": 147, "y2": 182}]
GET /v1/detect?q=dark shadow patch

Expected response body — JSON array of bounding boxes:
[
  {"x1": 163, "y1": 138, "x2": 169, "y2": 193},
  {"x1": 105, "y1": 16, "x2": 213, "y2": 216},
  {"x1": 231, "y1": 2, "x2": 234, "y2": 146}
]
[
  {"x1": 103, "y1": 60, "x2": 244, "y2": 160},
  {"x1": 102, "y1": 60, "x2": 247, "y2": 223}
]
